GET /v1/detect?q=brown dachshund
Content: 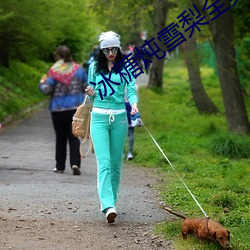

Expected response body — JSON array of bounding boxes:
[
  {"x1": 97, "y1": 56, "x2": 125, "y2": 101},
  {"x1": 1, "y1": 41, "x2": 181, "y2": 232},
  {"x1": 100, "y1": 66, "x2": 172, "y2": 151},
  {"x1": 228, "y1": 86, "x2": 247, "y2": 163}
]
[{"x1": 162, "y1": 207, "x2": 231, "y2": 249}]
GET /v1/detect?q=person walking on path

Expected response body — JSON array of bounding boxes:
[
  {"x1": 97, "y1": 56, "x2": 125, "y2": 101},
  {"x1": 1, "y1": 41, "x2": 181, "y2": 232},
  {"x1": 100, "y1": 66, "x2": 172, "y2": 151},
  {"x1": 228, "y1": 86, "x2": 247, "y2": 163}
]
[
  {"x1": 85, "y1": 31, "x2": 139, "y2": 223},
  {"x1": 39, "y1": 45, "x2": 88, "y2": 176}
]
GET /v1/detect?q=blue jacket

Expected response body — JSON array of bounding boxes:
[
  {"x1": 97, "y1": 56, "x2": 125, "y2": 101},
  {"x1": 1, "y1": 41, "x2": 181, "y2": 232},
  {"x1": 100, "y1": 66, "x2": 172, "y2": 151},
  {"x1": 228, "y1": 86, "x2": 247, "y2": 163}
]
[{"x1": 39, "y1": 66, "x2": 87, "y2": 112}]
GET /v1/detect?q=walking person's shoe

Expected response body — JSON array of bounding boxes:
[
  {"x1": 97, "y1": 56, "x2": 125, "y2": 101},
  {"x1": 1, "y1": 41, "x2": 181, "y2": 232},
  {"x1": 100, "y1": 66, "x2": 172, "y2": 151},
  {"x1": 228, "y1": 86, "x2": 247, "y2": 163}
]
[
  {"x1": 105, "y1": 207, "x2": 117, "y2": 223},
  {"x1": 72, "y1": 165, "x2": 81, "y2": 175},
  {"x1": 127, "y1": 152, "x2": 133, "y2": 160},
  {"x1": 53, "y1": 168, "x2": 64, "y2": 174}
]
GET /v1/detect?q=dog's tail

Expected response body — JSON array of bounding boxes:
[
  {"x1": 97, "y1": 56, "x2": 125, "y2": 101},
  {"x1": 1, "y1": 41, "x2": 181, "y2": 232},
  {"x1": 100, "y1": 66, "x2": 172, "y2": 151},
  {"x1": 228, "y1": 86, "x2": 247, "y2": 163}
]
[{"x1": 162, "y1": 206, "x2": 187, "y2": 220}]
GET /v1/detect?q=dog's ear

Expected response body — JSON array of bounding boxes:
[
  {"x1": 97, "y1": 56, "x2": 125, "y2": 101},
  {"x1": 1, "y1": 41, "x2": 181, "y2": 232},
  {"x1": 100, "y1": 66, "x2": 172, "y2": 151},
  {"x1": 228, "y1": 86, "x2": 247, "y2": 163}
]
[
  {"x1": 213, "y1": 231, "x2": 217, "y2": 240},
  {"x1": 227, "y1": 230, "x2": 230, "y2": 240}
]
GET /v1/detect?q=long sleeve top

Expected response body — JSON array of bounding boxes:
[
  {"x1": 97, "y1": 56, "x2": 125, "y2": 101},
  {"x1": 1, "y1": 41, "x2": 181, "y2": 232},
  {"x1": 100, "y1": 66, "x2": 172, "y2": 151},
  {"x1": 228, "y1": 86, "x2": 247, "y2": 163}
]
[{"x1": 87, "y1": 61, "x2": 138, "y2": 110}]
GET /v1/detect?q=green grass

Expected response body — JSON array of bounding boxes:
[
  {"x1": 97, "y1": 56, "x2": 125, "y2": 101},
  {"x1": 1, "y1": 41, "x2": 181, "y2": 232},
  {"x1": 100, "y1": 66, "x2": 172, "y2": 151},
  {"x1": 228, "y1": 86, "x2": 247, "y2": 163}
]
[
  {"x1": 0, "y1": 60, "x2": 50, "y2": 123},
  {"x1": 128, "y1": 58, "x2": 250, "y2": 250}
]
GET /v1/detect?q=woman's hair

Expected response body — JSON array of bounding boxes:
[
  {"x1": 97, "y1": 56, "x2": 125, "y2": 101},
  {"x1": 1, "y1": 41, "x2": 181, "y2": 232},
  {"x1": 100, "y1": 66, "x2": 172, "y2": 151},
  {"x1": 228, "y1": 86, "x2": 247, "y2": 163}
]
[
  {"x1": 95, "y1": 48, "x2": 123, "y2": 75},
  {"x1": 54, "y1": 45, "x2": 73, "y2": 63}
]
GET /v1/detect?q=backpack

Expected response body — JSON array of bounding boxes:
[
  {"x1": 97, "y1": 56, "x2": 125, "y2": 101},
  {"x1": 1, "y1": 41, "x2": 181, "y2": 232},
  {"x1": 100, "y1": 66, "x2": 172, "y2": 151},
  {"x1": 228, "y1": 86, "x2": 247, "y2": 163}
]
[{"x1": 72, "y1": 95, "x2": 93, "y2": 158}]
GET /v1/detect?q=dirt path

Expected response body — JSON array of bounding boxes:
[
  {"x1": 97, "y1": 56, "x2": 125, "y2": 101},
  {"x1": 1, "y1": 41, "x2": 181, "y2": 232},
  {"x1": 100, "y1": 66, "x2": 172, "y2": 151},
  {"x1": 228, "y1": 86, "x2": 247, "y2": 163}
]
[{"x1": 0, "y1": 91, "x2": 173, "y2": 249}]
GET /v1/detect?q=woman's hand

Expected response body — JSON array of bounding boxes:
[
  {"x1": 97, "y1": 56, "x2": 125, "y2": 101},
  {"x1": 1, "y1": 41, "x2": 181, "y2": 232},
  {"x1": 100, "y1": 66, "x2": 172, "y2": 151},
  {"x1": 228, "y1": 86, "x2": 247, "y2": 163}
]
[
  {"x1": 40, "y1": 74, "x2": 47, "y2": 84},
  {"x1": 131, "y1": 103, "x2": 138, "y2": 116},
  {"x1": 85, "y1": 86, "x2": 96, "y2": 97}
]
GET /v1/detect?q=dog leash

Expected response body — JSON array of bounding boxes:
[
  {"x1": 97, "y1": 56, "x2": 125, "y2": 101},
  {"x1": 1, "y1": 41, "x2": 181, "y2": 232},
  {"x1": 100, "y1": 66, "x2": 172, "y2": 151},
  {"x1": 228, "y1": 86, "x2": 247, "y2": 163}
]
[{"x1": 139, "y1": 118, "x2": 209, "y2": 218}]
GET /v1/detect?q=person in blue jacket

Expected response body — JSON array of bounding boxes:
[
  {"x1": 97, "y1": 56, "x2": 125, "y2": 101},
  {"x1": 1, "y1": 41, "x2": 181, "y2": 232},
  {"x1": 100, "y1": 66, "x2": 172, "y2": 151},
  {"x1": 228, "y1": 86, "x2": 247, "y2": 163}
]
[
  {"x1": 85, "y1": 31, "x2": 139, "y2": 223},
  {"x1": 39, "y1": 45, "x2": 87, "y2": 175}
]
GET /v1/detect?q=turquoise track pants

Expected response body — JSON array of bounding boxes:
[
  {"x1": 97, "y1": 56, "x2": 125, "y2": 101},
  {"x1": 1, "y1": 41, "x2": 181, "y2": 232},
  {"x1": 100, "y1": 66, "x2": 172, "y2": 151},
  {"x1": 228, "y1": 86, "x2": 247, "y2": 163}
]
[{"x1": 90, "y1": 111, "x2": 128, "y2": 212}]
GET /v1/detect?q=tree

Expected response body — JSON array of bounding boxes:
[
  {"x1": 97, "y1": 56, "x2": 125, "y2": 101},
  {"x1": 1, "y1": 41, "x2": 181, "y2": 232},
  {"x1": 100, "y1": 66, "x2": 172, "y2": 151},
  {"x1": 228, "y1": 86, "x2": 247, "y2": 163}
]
[
  {"x1": 0, "y1": 0, "x2": 98, "y2": 66},
  {"x1": 192, "y1": 0, "x2": 250, "y2": 134},
  {"x1": 178, "y1": 0, "x2": 218, "y2": 114},
  {"x1": 92, "y1": 0, "x2": 156, "y2": 48},
  {"x1": 185, "y1": 29, "x2": 219, "y2": 114},
  {"x1": 0, "y1": 0, "x2": 58, "y2": 66},
  {"x1": 147, "y1": 0, "x2": 169, "y2": 89}
]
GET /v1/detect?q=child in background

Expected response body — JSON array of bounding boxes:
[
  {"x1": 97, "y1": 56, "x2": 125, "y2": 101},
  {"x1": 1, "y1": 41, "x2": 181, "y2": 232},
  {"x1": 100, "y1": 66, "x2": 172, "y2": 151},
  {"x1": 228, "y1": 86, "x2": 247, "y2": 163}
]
[
  {"x1": 125, "y1": 101, "x2": 134, "y2": 160},
  {"x1": 124, "y1": 84, "x2": 139, "y2": 160}
]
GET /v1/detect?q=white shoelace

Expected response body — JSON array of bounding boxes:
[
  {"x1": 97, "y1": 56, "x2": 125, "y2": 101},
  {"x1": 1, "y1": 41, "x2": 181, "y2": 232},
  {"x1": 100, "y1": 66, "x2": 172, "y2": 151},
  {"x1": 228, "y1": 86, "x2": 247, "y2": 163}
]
[{"x1": 109, "y1": 112, "x2": 115, "y2": 124}]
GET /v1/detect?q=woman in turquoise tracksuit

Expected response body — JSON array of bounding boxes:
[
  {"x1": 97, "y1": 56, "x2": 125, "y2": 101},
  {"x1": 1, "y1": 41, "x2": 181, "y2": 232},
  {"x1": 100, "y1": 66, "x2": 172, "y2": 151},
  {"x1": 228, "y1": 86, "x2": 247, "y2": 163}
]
[{"x1": 86, "y1": 31, "x2": 138, "y2": 223}]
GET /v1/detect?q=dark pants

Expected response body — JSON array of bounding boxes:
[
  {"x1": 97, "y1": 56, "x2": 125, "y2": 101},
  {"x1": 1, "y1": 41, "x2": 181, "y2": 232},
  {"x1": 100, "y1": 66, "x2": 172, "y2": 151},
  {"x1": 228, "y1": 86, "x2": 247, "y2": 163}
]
[
  {"x1": 127, "y1": 127, "x2": 134, "y2": 152},
  {"x1": 51, "y1": 110, "x2": 80, "y2": 171}
]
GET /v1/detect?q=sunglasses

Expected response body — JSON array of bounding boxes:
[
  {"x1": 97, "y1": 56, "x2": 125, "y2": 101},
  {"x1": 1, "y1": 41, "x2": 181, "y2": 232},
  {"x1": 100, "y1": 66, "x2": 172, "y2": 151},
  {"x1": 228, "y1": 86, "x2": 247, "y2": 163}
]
[{"x1": 102, "y1": 47, "x2": 119, "y2": 55}]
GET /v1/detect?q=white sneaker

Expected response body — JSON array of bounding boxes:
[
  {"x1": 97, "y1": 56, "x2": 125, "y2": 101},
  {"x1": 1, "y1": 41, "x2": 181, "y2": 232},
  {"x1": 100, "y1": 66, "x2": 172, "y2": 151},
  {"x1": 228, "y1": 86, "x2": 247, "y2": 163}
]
[
  {"x1": 72, "y1": 165, "x2": 81, "y2": 175},
  {"x1": 53, "y1": 168, "x2": 64, "y2": 173},
  {"x1": 127, "y1": 152, "x2": 133, "y2": 160},
  {"x1": 105, "y1": 207, "x2": 117, "y2": 223}
]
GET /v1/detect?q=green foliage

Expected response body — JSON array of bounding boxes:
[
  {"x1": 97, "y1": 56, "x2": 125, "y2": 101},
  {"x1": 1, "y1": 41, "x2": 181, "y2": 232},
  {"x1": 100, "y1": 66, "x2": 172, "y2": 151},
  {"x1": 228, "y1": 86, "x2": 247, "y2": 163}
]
[
  {"x1": 129, "y1": 58, "x2": 250, "y2": 249},
  {"x1": 92, "y1": 0, "x2": 156, "y2": 46},
  {"x1": 233, "y1": 0, "x2": 250, "y2": 39},
  {"x1": 0, "y1": 0, "x2": 99, "y2": 66},
  {"x1": 236, "y1": 37, "x2": 250, "y2": 95}
]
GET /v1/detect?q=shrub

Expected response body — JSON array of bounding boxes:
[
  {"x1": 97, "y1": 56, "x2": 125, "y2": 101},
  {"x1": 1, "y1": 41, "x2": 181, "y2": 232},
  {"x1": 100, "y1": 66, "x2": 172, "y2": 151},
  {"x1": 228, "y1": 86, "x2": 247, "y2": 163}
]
[{"x1": 210, "y1": 135, "x2": 250, "y2": 159}]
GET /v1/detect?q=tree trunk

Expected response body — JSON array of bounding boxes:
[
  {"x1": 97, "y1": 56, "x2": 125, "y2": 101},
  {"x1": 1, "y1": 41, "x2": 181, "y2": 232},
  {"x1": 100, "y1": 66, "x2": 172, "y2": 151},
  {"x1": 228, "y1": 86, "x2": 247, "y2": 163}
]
[
  {"x1": 147, "y1": 0, "x2": 168, "y2": 89},
  {"x1": 185, "y1": 29, "x2": 219, "y2": 114},
  {"x1": 213, "y1": 7, "x2": 250, "y2": 134},
  {"x1": 190, "y1": 0, "x2": 250, "y2": 135}
]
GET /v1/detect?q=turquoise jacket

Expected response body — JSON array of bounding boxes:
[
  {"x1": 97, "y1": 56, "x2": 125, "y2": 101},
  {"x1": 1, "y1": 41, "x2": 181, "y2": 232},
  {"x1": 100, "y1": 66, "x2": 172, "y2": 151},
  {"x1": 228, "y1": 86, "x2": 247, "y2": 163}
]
[{"x1": 88, "y1": 61, "x2": 138, "y2": 110}]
